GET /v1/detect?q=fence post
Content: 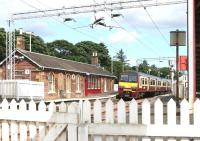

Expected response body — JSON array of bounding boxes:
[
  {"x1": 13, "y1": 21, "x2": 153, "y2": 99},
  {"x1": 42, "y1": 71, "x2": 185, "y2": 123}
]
[
  {"x1": 93, "y1": 99, "x2": 102, "y2": 141},
  {"x1": 142, "y1": 99, "x2": 150, "y2": 141},
  {"x1": 105, "y1": 99, "x2": 114, "y2": 141},
  {"x1": 68, "y1": 102, "x2": 79, "y2": 141},
  {"x1": 19, "y1": 99, "x2": 28, "y2": 141},
  {"x1": 117, "y1": 99, "x2": 126, "y2": 141},
  {"x1": 78, "y1": 124, "x2": 88, "y2": 141},
  {"x1": 29, "y1": 100, "x2": 37, "y2": 140},
  {"x1": 129, "y1": 99, "x2": 138, "y2": 141},
  {"x1": 154, "y1": 98, "x2": 163, "y2": 141},
  {"x1": 167, "y1": 99, "x2": 176, "y2": 141},
  {"x1": 82, "y1": 100, "x2": 91, "y2": 123},
  {"x1": 38, "y1": 100, "x2": 47, "y2": 140},
  {"x1": 57, "y1": 102, "x2": 67, "y2": 141},
  {"x1": 1, "y1": 99, "x2": 9, "y2": 141},
  {"x1": 180, "y1": 99, "x2": 190, "y2": 141},
  {"x1": 10, "y1": 99, "x2": 18, "y2": 141}
]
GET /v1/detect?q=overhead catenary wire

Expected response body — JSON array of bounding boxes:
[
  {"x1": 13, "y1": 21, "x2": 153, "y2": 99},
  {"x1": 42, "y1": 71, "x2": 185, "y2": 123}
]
[
  {"x1": 138, "y1": 0, "x2": 174, "y2": 48},
  {"x1": 93, "y1": 0, "x2": 161, "y2": 56},
  {"x1": 120, "y1": 10, "x2": 175, "y2": 56},
  {"x1": 18, "y1": 0, "x2": 107, "y2": 44}
]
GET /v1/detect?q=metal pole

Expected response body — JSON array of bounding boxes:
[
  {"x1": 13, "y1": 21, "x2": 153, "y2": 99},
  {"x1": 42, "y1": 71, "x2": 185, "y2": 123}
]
[
  {"x1": 176, "y1": 30, "x2": 179, "y2": 107},
  {"x1": 186, "y1": 0, "x2": 189, "y2": 100},
  {"x1": 111, "y1": 57, "x2": 113, "y2": 74},
  {"x1": 30, "y1": 32, "x2": 32, "y2": 52}
]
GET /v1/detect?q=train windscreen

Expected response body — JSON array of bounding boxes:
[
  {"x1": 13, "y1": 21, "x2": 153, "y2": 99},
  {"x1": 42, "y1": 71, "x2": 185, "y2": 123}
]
[{"x1": 120, "y1": 74, "x2": 137, "y2": 82}]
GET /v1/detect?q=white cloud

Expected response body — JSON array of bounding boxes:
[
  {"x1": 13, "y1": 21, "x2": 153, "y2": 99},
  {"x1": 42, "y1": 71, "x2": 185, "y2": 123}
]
[
  {"x1": 24, "y1": 21, "x2": 56, "y2": 37},
  {"x1": 108, "y1": 30, "x2": 138, "y2": 44},
  {"x1": 121, "y1": 4, "x2": 187, "y2": 28}
]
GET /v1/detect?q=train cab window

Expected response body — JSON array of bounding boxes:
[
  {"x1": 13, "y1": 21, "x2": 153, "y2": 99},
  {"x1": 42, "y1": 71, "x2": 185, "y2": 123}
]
[
  {"x1": 163, "y1": 82, "x2": 166, "y2": 86},
  {"x1": 129, "y1": 75, "x2": 137, "y2": 82},
  {"x1": 120, "y1": 75, "x2": 128, "y2": 82}
]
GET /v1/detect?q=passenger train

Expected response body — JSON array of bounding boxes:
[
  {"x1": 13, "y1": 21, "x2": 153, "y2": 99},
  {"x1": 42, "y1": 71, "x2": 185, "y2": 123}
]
[{"x1": 118, "y1": 71, "x2": 171, "y2": 99}]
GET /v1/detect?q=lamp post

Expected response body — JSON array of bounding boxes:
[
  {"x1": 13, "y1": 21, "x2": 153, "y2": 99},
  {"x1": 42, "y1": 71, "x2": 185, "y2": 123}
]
[{"x1": 170, "y1": 30, "x2": 186, "y2": 107}]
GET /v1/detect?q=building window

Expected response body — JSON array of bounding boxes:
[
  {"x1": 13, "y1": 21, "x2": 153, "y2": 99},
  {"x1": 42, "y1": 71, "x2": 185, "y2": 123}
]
[
  {"x1": 48, "y1": 73, "x2": 55, "y2": 93},
  {"x1": 66, "y1": 74, "x2": 71, "y2": 93},
  {"x1": 76, "y1": 75, "x2": 81, "y2": 93}
]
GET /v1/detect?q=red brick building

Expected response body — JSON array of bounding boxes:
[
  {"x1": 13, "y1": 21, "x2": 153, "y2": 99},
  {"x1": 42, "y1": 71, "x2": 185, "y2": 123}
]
[{"x1": 0, "y1": 48, "x2": 115, "y2": 100}]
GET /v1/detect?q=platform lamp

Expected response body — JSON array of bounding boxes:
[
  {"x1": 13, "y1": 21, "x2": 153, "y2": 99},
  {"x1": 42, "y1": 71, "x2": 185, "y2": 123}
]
[{"x1": 170, "y1": 30, "x2": 186, "y2": 107}]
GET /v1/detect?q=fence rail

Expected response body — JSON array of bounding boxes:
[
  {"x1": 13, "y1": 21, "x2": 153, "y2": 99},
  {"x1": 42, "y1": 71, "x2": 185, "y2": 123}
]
[{"x1": 0, "y1": 98, "x2": 200, "y2": 141}]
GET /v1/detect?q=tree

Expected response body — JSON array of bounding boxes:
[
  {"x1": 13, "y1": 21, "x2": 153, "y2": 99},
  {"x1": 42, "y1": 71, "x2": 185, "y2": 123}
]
[
  {"x1": 159, "y1": 67, "x2": 170, "y2": 78},
  {"x1": 115, "y1": 49, "x2": 127, "y2": 63},
  {"x1": 149, "y1": 64, "x2": 158, "y2": 76},
  {"x1": 23, "y1": 33, "x2": 48, "y2": 54},
  {"x1": 75, "y1": 41, "x2": 111, "y2": 70},
  {"x1": 138, "y1": 60, "x2": 149, "y2": 73},
  {"x1": 0, "y1": 28, "x2": 6, "y2": 62},
  {"x1": 46, "y1": 40, "x2": 81, "y2": 60}
]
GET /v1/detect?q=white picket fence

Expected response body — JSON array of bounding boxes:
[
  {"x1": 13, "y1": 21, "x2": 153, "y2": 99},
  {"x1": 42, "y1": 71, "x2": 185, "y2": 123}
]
[{"x1": 0, "y1": 98, "x2": 200, "y2": 141}]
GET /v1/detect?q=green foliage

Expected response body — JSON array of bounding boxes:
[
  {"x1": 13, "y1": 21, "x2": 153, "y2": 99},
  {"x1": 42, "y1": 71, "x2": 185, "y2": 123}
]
[
  {"x1": 138, "y1": 60, "x2": 149, "y2": 73},
  {"x1": 115, "y1": 49, "x2": 127, "y2": 63},
  {"x1": 159, "y1": 67, "x2": 170, "y2": 78},
  {"x1": 0, "y1": 28, "x2": 6, "y2": 62},
  {"x1": 75, "y1": 41, "x2": 111, "y2": 70}
]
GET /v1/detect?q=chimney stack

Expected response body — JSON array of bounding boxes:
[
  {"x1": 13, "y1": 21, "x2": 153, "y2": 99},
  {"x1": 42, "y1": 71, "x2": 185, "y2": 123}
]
[
  {"x1": 16, "y1": 28, "x2": 25, "y2": 50},
  {"x1": 91, "y1": 51, "x2": 99, "y2": 66}
]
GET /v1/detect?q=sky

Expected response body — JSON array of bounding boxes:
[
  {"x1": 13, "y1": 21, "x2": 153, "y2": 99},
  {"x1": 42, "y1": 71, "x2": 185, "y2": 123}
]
[{"x1": 0, "y1": 0, "x2": 187, "y2": 67}]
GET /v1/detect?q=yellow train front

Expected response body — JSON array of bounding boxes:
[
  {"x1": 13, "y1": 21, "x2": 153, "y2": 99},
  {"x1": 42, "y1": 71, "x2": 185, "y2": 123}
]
[{"x1": 118, "y1": 71, "x2": 171, "y2": 99}]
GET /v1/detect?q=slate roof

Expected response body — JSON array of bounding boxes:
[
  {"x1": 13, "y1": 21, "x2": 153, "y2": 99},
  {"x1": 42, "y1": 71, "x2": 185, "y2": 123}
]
[{"x1": 14, "y1": 49, "x2": 115, "y2": 78}]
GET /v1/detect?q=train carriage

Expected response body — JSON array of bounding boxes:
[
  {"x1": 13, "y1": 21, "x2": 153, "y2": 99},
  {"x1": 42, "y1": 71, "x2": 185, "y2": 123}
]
[{"x1": 118, "y1": 71, "x2": 171, "y2": 99}]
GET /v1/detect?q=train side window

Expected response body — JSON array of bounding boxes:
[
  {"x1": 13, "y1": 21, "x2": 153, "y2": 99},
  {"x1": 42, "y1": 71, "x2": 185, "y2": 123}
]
[
  {"x1": 142, "y1": 78, "x2": 145, "y2": 85},
  {"x1": 145, "y1": 78, "x2": 148, "y2": 85},
  {"x1": 150, "y1": 79, "x2": 153, "y2": 85}
]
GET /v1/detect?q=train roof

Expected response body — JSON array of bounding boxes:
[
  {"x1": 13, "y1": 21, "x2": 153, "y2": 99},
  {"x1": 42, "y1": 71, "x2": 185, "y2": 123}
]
[{"x1": 121, "y1": 71, "x2": 170, "y2": 82}]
